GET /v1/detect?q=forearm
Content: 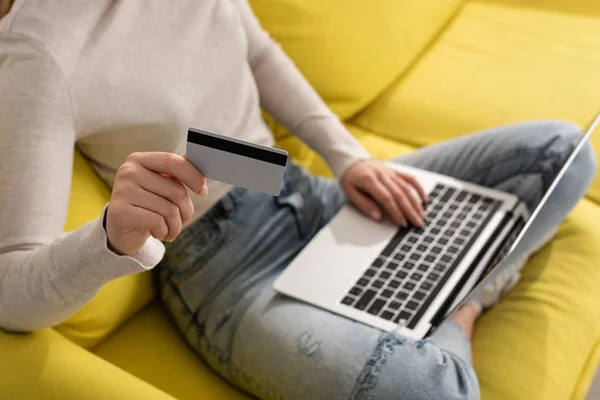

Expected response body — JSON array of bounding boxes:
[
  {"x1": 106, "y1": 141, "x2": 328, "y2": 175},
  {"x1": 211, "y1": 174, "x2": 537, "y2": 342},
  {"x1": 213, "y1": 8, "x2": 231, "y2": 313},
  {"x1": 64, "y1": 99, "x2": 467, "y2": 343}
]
[
  {"x1": 235, "y1": 0, "x2": 371, "y2": 177},
  {"x1": 0, "y1": 212, "x2": 164, "y2": 332},
  {"x1": 252, "y1": 44, "x2": 371, "y2": 176}
]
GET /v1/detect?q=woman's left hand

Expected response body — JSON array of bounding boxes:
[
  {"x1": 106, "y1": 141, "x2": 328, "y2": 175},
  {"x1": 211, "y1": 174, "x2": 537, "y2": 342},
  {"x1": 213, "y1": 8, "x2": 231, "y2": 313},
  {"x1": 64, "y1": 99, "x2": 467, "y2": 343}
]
[{"x1": 341, "y1": 159, "x2": 428, "y2": 228}]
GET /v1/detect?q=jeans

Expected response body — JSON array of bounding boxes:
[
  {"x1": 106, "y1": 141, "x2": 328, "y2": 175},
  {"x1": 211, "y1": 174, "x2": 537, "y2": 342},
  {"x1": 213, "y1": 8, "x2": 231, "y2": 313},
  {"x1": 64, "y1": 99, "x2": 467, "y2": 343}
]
[{"x1": 157, "y1": 120, "x2": 597, "y2": 400}]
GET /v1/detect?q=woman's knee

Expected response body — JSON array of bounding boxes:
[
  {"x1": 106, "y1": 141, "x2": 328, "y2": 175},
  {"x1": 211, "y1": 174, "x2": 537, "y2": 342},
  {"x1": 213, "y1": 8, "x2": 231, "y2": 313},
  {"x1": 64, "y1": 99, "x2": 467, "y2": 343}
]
[
  {"x1": 542, "y1": 119, "x2": 597, "y2": 191},
  {"x1": 359, "y1": 336, "x2": 480, "y2": 400}
]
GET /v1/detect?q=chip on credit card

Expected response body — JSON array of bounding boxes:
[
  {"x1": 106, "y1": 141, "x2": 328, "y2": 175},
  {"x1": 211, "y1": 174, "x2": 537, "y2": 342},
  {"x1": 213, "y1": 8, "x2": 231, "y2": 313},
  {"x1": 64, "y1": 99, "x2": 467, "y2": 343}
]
[{"x1": 186, "y1": 127, "x2": 289, "y2": 196}]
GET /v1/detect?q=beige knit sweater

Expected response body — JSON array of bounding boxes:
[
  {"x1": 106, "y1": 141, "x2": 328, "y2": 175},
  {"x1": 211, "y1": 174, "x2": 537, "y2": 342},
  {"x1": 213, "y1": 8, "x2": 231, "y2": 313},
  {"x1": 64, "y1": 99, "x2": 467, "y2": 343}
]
[{"x1": 0, "y1": 0, "x2": 370, "y2": 331}]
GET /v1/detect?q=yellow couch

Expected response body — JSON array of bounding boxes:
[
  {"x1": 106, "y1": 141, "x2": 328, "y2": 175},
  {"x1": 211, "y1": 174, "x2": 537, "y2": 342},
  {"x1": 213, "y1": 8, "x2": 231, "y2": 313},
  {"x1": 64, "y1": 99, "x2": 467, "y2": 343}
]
[{"x1": 3, "y1": 0, "x2": 600, "y2": 399}]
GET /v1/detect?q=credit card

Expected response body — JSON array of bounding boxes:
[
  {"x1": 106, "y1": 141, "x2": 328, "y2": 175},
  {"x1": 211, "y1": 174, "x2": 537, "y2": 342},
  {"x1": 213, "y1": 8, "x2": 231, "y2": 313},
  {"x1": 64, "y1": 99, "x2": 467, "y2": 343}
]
[{"x1": 186, "y1": 127, "x2": 289, "y2": 196}]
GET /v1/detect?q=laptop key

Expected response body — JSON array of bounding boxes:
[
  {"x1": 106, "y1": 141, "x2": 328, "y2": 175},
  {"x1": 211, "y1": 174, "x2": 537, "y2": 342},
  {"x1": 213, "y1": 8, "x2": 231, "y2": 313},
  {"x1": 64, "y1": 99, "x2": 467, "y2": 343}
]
[
  {"x1": 406, "y1": 300, "x2": 419, "y2": 310},
  {"x1": 389, "y1": 280, "x2": 401, "y2": 289},
  {"x1": 413, "y1": 291, "x2": 426, "y2": 300},
  {"x1": 389, "y1": 301, "x2": 402, "y2": 310},
  {"x1": 394, "y1": 311, "x2": 412, "y2": 324},
  {"x1": 354, "y1": 290, "x2": 376, "y2": 310},
  {"x1": 421, "y1": 282, "x2": 432, "y2": 291},
  {"x1": 342, "y1": 296, "x2": 354, "y2": 305},
  {"x1": 367, "y1": 299, "x2": 386, "y2": 315},
  {"x1": 372, "y1": 280, "x2": 384, "y2": 289},
  {"x1": 396, "y1": 291, "x2": 408, "y2": 300},
  {"x1": 358, "y1": 278, "x2": 369, "y2": 286},
  {"x1": 417, "y1": 264, "x2": 428, "y2": 272},
  {"x1": 411, "y1": 273, "x2": 423, "y2": 281},
  {"x1": 364, "y1": 269, "x2": 376, "y2": 277},
  {"x1": 379, "y1": 271, "x2": 391, "y2": 279},
  {"x1": 440, "y1": 187, "x2": 456, "y2": 202},
  {"x1": 349, "y1": 287, "x2": 362, "y2": 296},
  {"x1": 404, "y1": 282, "x2": 415, "y2": 290},
  {"x1": 372, "y1": 258, "x2": 384, "y2": 268},
  {"x1": 382, "y1": 289, "x2": 394, "y2": 298},
  {"x1": 381, "y1": 310, "x2": 395, "y2": 321},
  {"x1": 455, "y1": 191, "x2": 467, "y2": 202},
  {"x1": 395, "y1": 270, "x2": 408, "y2": 279}
]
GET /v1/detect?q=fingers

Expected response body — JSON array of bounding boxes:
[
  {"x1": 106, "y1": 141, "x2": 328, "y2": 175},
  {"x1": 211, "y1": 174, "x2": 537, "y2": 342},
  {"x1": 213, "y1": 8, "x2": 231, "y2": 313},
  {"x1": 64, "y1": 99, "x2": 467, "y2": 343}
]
[
  {"x1": 345, "y1": 186, "x2": 383, "y2": 222},
  {"x1": 128, "y1": 152, "x2": 207, "y2": 195},
  {"x1": 362, "y1": 178, "x2": 408, "y2": 227},
  {"x1": 396, "y1": 171, "x2": 428, "y2": 203},
  {"x1": 137, "y1": 167, "x2": 195, "y2": 223},
  {"x1": 119, "y1": 204, "x2": 169, "y2": 241},
  {"x1": 384, "y1": 174, "x2": 424, "y2": 227},
  {"x1": 392, "y1": 174, "x2": 425, "y2": 215},
  {"x1": 128, "y1": 186, "x2": 184, "y2": 241}
]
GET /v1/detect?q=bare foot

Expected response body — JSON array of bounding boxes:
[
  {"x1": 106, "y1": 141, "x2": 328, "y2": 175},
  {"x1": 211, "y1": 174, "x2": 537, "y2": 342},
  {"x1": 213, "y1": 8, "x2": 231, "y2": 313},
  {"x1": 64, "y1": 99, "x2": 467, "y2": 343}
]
[{"x1": 449, "y1": 303, "x2": 481, "y2": 340}]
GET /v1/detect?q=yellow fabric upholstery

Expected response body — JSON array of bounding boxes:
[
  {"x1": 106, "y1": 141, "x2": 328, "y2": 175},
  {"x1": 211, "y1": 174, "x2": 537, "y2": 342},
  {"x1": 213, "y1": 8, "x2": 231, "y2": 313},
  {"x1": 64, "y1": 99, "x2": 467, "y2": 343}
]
[
  {"x1": 250, "y1": 0, "x2": 463, "y2": 119},
  {"x1": 351, "y1": 0, "x2": 600, "y2": 203},
  {"x1": 3, "y1": 1, "x2": 600, "y2": 399},
  {"x1": 54, "y1": 151, "x2": 156, "y2": 349},
  {"x1": 473, "y1": 199, "x2": 600, "y2": 399},
  {"x1": 93, "y1": 303, "x2": 251, "y2": 400},
  {"x1": 0, "y1": 327, "x2": 174, "y2": 400}
]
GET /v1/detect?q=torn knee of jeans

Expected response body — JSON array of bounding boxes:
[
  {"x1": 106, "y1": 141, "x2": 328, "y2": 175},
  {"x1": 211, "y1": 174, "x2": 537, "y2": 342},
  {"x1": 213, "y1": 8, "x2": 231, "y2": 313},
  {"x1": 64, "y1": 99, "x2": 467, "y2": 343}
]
[
  {"x1": 415, "y1": 338, "x2": 433, "y2": 349},
  {"x1": 297, "y1": 331, "x2": 323, "y2": 359}
]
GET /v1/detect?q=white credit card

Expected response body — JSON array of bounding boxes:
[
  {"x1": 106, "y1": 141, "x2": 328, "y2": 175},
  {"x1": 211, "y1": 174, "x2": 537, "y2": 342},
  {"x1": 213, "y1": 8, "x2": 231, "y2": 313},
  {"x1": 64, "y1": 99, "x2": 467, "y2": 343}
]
[{"x1": 186, "y1": 127, "x2": 289, "y2": 196}]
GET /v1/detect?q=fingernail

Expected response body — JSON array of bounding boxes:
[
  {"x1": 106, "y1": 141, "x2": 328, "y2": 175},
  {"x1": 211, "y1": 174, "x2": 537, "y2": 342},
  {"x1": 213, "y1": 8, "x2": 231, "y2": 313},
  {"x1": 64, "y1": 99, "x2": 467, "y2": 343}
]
[
  {"x1": 200, "y1": 185, "x2": 209, "y2": 196},
  {"x1": 370, "y1": 210, "x2": 381, "y2": 221}
]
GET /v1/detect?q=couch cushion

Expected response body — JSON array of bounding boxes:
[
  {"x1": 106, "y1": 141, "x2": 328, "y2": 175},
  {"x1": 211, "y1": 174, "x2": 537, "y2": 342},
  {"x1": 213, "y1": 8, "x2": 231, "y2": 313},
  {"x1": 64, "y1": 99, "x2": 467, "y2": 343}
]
[
  {"x1": 473, "y1": 198, "x2": 600, "y2": 400},
  {"x1": 352, "y1": 0, "x2": 600, "y2": 203},
  {"x1": 54, "y1": 151, "x2": 156, "y2": 349},
  {"x1": 250, "y1": 0, "x2": 463, "y2": 119},
  {"x1": 93, "y1": 302, "x2": 250, "y2": 400}
]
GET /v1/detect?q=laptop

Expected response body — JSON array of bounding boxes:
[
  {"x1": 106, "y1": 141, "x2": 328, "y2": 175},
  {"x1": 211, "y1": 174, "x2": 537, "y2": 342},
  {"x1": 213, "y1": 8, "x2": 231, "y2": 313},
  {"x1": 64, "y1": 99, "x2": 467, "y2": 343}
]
[{"x1": 274, "y1": 113, "x2": 600, "y2": 340}]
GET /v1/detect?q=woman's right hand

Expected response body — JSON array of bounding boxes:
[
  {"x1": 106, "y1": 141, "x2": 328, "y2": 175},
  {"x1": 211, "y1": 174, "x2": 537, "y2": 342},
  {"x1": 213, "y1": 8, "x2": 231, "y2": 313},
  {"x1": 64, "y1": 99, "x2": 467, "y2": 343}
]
[{"x1": 105, "y1": 152, "x2": 207, "y2": 256}]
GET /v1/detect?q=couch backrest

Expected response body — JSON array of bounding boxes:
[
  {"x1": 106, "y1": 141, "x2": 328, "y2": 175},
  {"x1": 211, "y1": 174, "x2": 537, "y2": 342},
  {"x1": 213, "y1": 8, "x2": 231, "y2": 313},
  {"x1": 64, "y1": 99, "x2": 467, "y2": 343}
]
[{"x1": 249, "y1": 0, "x2": 465, "y2": 120}]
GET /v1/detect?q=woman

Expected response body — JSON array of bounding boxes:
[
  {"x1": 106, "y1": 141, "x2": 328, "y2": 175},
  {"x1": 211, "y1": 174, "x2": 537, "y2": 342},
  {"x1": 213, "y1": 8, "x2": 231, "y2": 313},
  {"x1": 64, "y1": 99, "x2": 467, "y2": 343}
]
[{"x1": 0, "y1": 1, "x2": 596, "y2": 399}]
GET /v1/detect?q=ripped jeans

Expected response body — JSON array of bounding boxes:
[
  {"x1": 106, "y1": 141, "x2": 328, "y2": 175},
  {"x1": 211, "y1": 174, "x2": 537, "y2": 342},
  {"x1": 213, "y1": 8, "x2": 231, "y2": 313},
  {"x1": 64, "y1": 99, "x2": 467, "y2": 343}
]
[{"x1": 157, "y1": 121, "x2": 596, "y2": 400}]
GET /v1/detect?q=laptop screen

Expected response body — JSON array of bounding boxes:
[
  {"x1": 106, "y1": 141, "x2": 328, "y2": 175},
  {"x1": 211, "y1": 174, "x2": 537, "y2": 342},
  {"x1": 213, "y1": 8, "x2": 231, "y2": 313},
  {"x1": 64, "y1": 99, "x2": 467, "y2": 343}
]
[{"x1": 438, "y1": 112, "x2": 600, "y2": 323}]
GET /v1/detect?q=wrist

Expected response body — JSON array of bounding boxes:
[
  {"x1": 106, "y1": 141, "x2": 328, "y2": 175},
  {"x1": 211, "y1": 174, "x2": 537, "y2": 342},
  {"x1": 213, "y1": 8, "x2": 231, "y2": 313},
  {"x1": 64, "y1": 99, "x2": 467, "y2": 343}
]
[{"x1": 103, "y1": 204, "x2": 124, "y2": 256}]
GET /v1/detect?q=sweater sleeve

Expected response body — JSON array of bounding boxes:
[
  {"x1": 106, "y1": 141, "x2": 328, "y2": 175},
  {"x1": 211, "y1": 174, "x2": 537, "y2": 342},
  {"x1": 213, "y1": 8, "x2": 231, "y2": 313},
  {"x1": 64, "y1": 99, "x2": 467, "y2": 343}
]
[
  {"x1": 0, "y1": 33, "x2": 164, "y2": 333},
  {"x1": 233, "y1": 0, "x2": 372, "y2": 178}
]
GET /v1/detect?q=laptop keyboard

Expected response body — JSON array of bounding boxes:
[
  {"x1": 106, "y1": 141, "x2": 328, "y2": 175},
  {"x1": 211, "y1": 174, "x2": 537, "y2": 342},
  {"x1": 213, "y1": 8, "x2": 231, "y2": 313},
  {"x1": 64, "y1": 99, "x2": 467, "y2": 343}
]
[{"x1": 341, "y1": 183, "x2": 501, "y2": 329}]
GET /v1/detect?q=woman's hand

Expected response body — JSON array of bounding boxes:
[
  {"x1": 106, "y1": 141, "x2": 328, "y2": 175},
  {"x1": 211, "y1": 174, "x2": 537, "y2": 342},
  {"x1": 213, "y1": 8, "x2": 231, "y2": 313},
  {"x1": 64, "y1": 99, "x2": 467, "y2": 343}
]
[
  {"x1": 106, "y1": 152, "x2": 207, "y2": 256},
  {"x1": 341, "y1": 160, "x2": 428, "y2": 228}
]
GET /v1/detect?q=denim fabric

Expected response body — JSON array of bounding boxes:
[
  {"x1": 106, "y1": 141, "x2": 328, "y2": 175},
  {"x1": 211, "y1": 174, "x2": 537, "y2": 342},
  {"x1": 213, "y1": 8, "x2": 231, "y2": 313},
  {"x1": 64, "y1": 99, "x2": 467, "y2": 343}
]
[{"x1": 157, "y1": 120, "x2": 596, "y2": 400}]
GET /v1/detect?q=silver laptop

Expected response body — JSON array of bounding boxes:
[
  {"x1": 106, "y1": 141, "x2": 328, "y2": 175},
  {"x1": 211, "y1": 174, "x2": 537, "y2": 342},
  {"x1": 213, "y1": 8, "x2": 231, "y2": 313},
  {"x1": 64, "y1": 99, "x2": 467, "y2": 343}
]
[{"x1": 274, "y1": 113, "x2": 599, "y2": 340}]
